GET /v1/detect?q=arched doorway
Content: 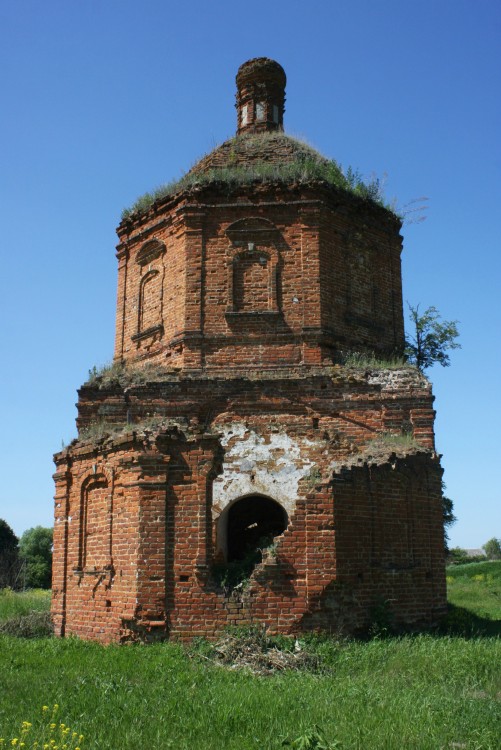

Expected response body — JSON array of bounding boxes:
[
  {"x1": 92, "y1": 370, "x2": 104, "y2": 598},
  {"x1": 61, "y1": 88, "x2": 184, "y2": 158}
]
[{"x1": 226, "y1": 494, "x2": 288, "y2": 562}]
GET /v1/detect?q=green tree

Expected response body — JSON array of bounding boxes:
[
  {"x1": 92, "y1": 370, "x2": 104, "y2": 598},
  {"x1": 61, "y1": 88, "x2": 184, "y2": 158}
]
[
  {"x1": 483, "y1": 537, "x2": 501, "y2": 560},
  {"x1": 0, "y1": 519, "x2": 20, "y2": 588},
  {"x1": 405, "y1": 305, "x2": 461, "y2": 371},
  {"x1": 19, "y1": 526, "x2": 53, "y2": 589},
  {"x1": 447, "y1": 547, "x2": 469, "y2": 565}
]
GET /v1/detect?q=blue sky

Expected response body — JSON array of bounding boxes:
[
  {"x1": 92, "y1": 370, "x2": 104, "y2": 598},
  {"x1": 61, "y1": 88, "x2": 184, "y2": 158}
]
[{"x1": 1, "y1": 0, "x2": 499, "y2": 547}]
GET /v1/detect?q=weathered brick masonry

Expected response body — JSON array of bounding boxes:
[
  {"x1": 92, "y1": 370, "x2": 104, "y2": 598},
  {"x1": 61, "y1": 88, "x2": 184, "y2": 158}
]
[{"x1": 52, "y1": 58, "x2": 447, "y2": 642}]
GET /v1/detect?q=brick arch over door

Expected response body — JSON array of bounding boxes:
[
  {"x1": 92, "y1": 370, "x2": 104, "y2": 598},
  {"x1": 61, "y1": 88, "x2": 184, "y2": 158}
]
[{"x1": 215, "y1": 493, "x2": 288, "y2": 563}]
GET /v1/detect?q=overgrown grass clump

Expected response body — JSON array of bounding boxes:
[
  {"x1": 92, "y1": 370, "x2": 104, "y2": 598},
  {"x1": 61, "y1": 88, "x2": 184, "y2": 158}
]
[
  {"x1": 339, "y1": 351, "x2": 411, "y2": 370},
  {"x1": 85, "y1": 360, "x2": 169, "y2": 389},
  {"x1": 0, "y1": 588, "x2": 51, "y2": 620},
  {"x1": 0, "y1": 588, "x2": 52, "y2": 638},
  {"x1": 121, "y1": 135, "x2": 396, "y2": 220},
  {"x1": 365, "y1": 431, "x2": 422, "y2": 453}
]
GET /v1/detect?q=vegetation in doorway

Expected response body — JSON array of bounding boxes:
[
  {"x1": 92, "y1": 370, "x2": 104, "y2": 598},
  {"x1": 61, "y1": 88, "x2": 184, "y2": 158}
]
[{"x1": 211, "y1": 535, "x2": 277, "y2": 593}]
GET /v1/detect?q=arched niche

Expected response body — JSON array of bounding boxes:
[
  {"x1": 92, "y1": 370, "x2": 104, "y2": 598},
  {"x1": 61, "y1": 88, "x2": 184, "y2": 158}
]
[
  {"x1": 131, "y1": 238, "x2": 165, "y2": 345},
  {"x1": 78, "y1": 472, "x2": 111, "y2": 572},
  {"x1": 138, "y1": 269, "x2": 162, "y2": 333},
  {"x1": 225, "y1": 218, "x2": 281, "y2": 315}
]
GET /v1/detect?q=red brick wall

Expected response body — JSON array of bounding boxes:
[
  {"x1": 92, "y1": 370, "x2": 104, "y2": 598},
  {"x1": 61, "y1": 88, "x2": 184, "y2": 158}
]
[
  {"x1": 114, "y1": 184, "x2": 404, "y2": 372},
  {"x1": 53, "y1": 367, "x2": 446, "y2": 642}
]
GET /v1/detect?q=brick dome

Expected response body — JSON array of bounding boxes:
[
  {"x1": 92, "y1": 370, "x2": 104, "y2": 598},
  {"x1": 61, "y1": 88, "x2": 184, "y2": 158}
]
[{"x1": 188, "y1": 132, "x2": 329, "y2": 176}]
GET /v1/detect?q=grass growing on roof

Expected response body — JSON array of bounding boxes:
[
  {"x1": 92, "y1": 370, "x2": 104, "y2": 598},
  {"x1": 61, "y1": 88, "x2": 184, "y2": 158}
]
[
  {"x1": 121, "y1": 133, "x2": 396, "y2": 220},
  {"x1": 340, "y1": 351, "x2": 411, "y2": 370}
]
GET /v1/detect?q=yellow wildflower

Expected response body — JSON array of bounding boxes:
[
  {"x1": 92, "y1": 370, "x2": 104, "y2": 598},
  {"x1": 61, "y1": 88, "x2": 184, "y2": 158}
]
[
  {"x1": 11, "y1": 740, "x2": 18, "y2": 747},
  {"x1": 42, "y1": 707, "x2": 49, "y2": 713}
]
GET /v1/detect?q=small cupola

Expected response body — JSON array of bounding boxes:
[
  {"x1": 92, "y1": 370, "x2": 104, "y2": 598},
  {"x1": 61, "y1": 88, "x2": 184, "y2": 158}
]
[{"x1": 236, "y1": 57, "x2": 286, "y2": 135}]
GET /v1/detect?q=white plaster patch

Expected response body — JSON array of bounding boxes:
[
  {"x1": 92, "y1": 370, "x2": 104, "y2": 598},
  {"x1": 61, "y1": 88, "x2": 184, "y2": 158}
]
[
  {"x1": 367, "y1": 368, "x2": 428, "y2": 392},
  {"x1": 213, "y1": 423, "x2": 316, "y2": 516}
]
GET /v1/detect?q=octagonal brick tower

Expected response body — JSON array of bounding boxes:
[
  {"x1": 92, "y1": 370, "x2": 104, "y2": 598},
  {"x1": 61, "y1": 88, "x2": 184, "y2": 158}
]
[
  {"x1": 52, "y1": 59, "x2": 446, "y2": 643},
  {"x1": 113, "y1": 57, "x2": 404, "y2": 372}
]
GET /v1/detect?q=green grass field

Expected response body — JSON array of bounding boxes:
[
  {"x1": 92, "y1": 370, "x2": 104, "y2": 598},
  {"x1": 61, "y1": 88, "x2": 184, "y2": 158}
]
[
  {"x1": 447, "y1": 560, "x2": 501, "y2": 621},
  {"x1": 0, "y1": 565, "x2": 500, "y2": 750},
  {"x1": 0, "y1": 587, "x2": 51, "y2": 618}
]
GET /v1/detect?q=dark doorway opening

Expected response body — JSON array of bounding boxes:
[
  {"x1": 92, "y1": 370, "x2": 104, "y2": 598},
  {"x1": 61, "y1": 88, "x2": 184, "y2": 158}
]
[{"x1": 226, "y1": 494, "x2": 287, "y2": 562}]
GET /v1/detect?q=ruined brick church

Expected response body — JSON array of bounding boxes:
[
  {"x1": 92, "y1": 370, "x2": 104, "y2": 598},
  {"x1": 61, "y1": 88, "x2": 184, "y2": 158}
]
[{"x1": 52, "y1": 59, "x2": 446, "y2": 642}]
